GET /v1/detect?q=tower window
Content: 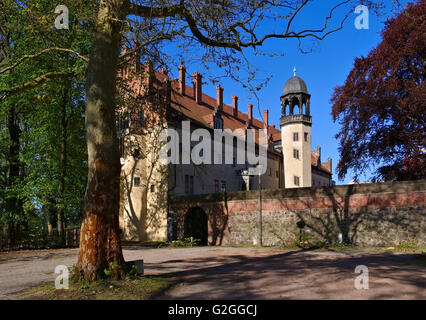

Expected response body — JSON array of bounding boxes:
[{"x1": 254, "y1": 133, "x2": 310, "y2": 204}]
[
  {"x1": 293, "y1": 132, "x2": 299, "y2": 141},
  {"x1": 150, "y1": 184, "x2": 155, "y2": 192},
  {"x1": 134, "y1": 177, "x2": 141, "y2": 187},
  {"x1": 132, "y1": 148, "x2": 140, "y2": 159},
  {"x1": 294, "y1": 176, "x2": 300, "y2": 186},
  {"x1": 293, "y1": 149, "x2": 300, "y2": 159},
  {"x1": 304, "y1": 132, "x2": 308, "y2": 142}
]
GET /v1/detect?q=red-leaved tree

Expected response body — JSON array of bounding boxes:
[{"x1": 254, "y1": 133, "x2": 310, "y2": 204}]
[{"x1": 331, "y1": 0, "x2": 425, "y2": 181}]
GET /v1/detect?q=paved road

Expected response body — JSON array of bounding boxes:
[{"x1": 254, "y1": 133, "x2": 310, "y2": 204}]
[{"x1": 0, "y1": 246, "x2": 424, "y2": 299}]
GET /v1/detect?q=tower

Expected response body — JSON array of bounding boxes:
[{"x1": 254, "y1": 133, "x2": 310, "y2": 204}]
[{"x1": 280, "y1": 68, "x2": 312, "y2": 188}]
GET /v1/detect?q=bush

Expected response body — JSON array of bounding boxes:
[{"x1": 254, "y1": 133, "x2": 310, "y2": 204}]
[{"x1": 158, "y1": 237, "x2": 201, "y2": 248}]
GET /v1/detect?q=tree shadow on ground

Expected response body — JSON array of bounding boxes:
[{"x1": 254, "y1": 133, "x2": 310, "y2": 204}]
[{"x1": 148, "y1": 249, "x2": 425, "y2": 300}]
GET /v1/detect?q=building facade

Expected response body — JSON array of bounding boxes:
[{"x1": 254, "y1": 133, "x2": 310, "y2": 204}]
[{"x1": 118, "y1": 61, "x2": 333, "y2": 242}]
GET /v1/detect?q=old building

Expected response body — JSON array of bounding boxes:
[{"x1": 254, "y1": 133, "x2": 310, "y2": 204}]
[{"x1": 118, "y1": 61, "x2": 333, "y2": 242}]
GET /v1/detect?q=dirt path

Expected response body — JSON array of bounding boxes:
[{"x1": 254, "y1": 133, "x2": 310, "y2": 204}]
[{"x1": 0, "y1": 246, "x2": 424, "y2": 299}]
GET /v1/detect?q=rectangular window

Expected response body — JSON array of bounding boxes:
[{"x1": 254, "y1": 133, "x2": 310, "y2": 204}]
[
  {"x1": 293, "y1": 149, "x2": 300, "y2": 159},
  {"x1": 304, "y1": 132, "x2": 308, "y2": 142},
  {"x1": 189, "y1": 176, "x2": 194, "y2": 194},
  {"x1": 134, "y1": 177, "x2": 140, "y2": 187},
  {"x1": 269, "y1": 168, "x2": 272, "y2": 176},
  {"x1": 132, "y1": 148, "x2": 140, "y2": 159},
  {"x1": 138, "y1": 109, "x2": 145, "y2": 126},
  {"x1": 119, "y1": 113, "x2": 130, "y2": 131},
  {"x1": 119, "y1": 137, "x2": 124, "y2": 158},
  {"x1": 214, "y1": 179, "x2": 219, "y2": 193},
  {"x1": 150, "y1": 184, "x2": 155, "y2": 192},
  {"x1": 214, "y1": 117, "x2": 223, "y2": 129},
  {"x1": 294, "y1": 176, "x2": 300, "y2": 186},
  {"x1": 221, "y1": 181, "x2": 226, "y2": 193},
  {"x1": 293, "y1": 132, "x2": 299, "y2": 141},
  {"x1": 185, "y1": 175, "x2": 189, "y2": 194}
]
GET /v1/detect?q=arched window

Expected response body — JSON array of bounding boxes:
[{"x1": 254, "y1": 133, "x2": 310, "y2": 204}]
[{"x1": 292, "y1": 97, "x2": 300, "y2": 114}]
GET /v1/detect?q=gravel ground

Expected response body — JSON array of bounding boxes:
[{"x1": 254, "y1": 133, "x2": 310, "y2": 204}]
[{"x1": 0, "y1": 246, "x2": 424, "y2": 300}]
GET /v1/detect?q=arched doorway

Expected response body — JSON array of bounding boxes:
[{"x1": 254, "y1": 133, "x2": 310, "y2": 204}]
[{"x1": 184, "y1": 207, "x2": 208, "y2": 246}]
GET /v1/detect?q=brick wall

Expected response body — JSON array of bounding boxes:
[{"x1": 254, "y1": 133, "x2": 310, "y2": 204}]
[{"x1": 169, "y1": 180, "x2": 426, "y2": 246}]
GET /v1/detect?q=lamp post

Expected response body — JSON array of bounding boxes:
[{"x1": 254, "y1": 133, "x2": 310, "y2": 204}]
[{"x1": 296, "y1": 220, "x2": 305, "y2": 242}]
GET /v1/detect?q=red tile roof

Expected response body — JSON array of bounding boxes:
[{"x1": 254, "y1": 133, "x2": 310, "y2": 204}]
[
  {"x1": 134, "y1": 65, "x2": 331, "y2": 175},
  {"x1": 154, "y1": 70, "x2": 282, "y2": 143}
]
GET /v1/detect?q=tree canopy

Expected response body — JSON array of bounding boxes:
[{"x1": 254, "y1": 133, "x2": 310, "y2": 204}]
[{"x1": 331, "y1": 0, "x2": 425, "y2": 181}]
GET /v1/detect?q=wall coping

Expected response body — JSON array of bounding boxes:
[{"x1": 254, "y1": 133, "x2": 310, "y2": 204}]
[{"x1": 169, "y1": 180, "x2": 426, "y2": 204}]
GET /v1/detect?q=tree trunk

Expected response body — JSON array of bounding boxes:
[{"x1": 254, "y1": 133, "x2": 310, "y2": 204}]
[
  {"x1": 57, "y1": 83, "x2": 69, "y2": 245},
  {"x1": 6, "y1": 105, "x2": 22, "y2": 246},
  {"x1": 75, "y1": 0, "x2": 127, "y2": 281}
]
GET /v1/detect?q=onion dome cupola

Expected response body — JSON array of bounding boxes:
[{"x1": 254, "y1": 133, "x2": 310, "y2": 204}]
[{"x1": 280, "y1": 67, "x2": 312, "y2": 126}]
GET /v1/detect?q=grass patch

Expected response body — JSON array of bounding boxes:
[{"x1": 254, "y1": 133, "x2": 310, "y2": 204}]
[{"x1": 16, "y1": 276, "x2": 173, "y2": 300}]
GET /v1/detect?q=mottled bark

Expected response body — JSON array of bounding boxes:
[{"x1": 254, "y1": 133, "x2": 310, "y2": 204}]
[{"x1": 75, "y1": 0, "x2": 128, "y2": 281}]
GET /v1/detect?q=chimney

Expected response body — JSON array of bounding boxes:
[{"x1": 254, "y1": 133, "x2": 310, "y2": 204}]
[
  {"x1": 263, "y1": 109, "x2": 269, "y2": 130},
  {"x1": 144, "y1": 59, "x2": 153, "y2": 92},
  {"x1": 316, "y1": 146, "x2": 321, "y2": 166},
  {"x1": 178, "y1": 65, "x2": 186, "y2": 95},
  {"x1": 232, "y1": 95, "x2": 238, "y2": 117},
  {"x1": 247, "y1": 104, "x2": 253, "y2": 125},
  {"x1": 164, "y1": 79, "x2": 171, "y2": 107},
  {"x1": 328, "y1": 157, "x2": 332, "y2": 173},
  {"x1": 271, "y1": 124, "x2": 276, "y2": 129},
  {"x1": 192, "y1": 72, "x2": 202, "y2": 104},
  {"x1": 216, "y1": 85, "x2": 223, "y2": 111}
]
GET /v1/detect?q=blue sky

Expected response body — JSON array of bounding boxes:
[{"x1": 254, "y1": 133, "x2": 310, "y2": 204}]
[{"x1": 166, "y1": 1, "x2": 410, "y2": 184}]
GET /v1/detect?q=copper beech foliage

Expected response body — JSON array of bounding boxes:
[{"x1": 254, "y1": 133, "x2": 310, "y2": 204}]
[{"x1": 331, "y1": 0, "x2": 425, "y2": 181}]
